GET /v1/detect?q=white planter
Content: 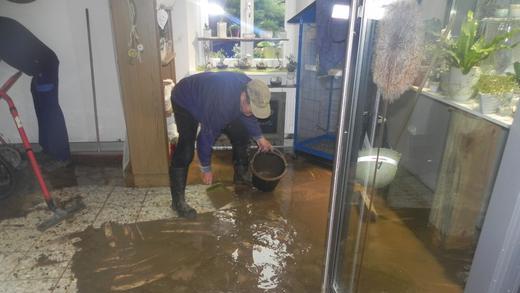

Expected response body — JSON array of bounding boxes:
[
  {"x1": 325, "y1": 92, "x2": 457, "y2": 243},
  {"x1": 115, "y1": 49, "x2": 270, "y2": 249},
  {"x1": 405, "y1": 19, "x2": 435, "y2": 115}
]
[
  {"x1": 446, "y1": 67, "x2": 480, "y2": 102},
  {"x1": 511, "y1": 4, "x2": 520, "y2": 18},
  {"x1": 479, "y1": 94, "x2": 499, "y2": 114},
  {"x1": 495, "y1": 8, "x2": 509, "y2": 18},
  {"x1": 217, "y1": 22, "x2": 227, "y2": 38}
]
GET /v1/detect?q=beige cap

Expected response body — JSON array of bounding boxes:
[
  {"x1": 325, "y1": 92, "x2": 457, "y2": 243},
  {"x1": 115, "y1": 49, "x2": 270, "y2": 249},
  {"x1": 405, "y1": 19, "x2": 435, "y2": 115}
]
[{"x1": 246, "y1": 79, "x2": 271, "y2": 119}]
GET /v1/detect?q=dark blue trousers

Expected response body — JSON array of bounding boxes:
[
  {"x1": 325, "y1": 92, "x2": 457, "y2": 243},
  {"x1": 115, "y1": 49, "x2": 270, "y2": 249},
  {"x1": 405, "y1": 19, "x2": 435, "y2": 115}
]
[{"x1": 0, "y1": 17, "x2": 70, "y2": 161}]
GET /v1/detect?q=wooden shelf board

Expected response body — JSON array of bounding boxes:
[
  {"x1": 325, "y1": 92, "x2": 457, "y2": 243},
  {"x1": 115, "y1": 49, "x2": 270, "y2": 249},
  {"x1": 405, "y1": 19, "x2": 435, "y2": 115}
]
[
  {"x1": 410, "y1": 86, "x2": 513, "y2": 129},
  {"x1": 197, "y1": 37, "x2": 289, "y2": 42}
]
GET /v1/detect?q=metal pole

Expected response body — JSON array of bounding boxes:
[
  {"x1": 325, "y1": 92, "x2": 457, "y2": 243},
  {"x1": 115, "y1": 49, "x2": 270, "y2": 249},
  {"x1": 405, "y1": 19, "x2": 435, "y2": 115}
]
[
  {"x1": 86, "y1": 8, "x2": 101, "y2": 152},
  {"x1": 293, "y1": 18, "x2": 304, "y2": 151},
  {"x1": 322, "y1": 0, "x2": 361, "y2": 291}
]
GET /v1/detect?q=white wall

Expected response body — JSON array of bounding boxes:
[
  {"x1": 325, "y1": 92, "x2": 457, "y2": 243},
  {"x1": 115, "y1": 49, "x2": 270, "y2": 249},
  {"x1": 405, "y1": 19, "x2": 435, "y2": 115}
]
[
  {"x1": 171, "y1": 0, "x2": 201, "y2": 81},
  {"x1": 0, "y1": 0, "x2": 125, "y2": 144}
]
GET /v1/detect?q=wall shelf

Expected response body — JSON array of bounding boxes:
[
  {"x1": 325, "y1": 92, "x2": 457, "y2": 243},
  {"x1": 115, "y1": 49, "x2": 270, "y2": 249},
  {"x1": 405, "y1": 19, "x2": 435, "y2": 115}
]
[
  {"x1": 410, "y1": 86, "x2": 513, "y2": 129},
  {"x1": 197, "y1": 37, "x2": 289, "y2": 42}
]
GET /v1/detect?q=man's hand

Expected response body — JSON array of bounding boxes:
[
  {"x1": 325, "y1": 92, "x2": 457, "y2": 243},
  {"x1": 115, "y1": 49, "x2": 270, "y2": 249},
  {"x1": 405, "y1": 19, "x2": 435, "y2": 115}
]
[
  {"x1": 201, "y1": 171, "x2": 213, "y2": 185},
  {"x1": 256, "y1": 137, "x2": 273, "y2": 152}
]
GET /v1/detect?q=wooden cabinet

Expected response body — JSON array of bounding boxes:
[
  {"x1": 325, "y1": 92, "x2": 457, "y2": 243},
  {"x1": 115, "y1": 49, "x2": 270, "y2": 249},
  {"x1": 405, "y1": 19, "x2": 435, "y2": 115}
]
[
  {"x1": 110, "y1": 0, "x2": 175, "y2": 187},
  {"x1": 429, "y1": 110, "x2": 507, "y2": 249}
]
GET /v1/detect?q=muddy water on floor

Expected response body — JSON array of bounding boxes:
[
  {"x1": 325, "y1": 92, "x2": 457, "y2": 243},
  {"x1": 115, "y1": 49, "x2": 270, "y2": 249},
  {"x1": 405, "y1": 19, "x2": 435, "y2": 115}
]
[
  {"x1": 69, "y1": 158, "x2": 331, "y2": 293},
  {"x1": 0, "y1": 154, "x2": 123, "y2": 221}
]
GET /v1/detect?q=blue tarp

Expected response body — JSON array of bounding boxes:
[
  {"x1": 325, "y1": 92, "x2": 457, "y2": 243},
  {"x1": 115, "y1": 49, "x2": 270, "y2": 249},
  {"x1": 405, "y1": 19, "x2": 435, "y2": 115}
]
[{"x1": 316, "y1": 0, "x2": 349, "y2": 74}]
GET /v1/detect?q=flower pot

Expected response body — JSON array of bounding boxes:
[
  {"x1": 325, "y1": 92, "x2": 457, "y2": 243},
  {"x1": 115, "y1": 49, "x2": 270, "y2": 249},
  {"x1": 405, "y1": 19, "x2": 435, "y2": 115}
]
[
  {"x1": 229, "y1": 26, "x2": 240, "y2": 37},
  {"x1": 495, "y1": 8, "x2": 509, "y2": 18},
  {"x1": 446, "y1": 67, "x2": 480, "y2": 102},
  {"x1": 217, "y1": 22, "x2": 227, "y2": 38},
  {"x1": 479, "y1": 94, "x2": 500, "y2": 114}
]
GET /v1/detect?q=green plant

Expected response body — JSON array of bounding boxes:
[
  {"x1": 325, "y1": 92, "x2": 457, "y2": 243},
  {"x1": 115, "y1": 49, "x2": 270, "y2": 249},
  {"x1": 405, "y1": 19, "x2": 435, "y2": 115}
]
[
  {"x1": 256, "y1": 41, "x2": 274, "y2": 48},
  {"x1": 213, "y1": 49, "x2": 226, "y2": 61},
  {"x1": 286, "y1": 54, "x2": 297, "y2": 72},
  {"x1": 254, "y1": 47, "x2": 265, "y2": 58},
  {"x1": 443, "y1": 11, "x2": 520, "y2": 74},
  {"x1": 476, "y1": 74, "x2": 519, "y2": 96},
  {"x1": 514, "y1": 62, "x2": 520, "y2": 84},
  {"x1": 232, "y1": 43, "x2": 241, "y2": 59}
]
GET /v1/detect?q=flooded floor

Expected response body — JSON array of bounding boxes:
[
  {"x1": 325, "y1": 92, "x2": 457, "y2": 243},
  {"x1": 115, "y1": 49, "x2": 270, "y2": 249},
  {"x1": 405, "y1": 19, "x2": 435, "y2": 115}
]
[
  {"x1": 0, "y1": 151, "x2": 471, "y2": 292},
  {"x1": 0, "y1": 151, "x2": 330, "y2": 293}
]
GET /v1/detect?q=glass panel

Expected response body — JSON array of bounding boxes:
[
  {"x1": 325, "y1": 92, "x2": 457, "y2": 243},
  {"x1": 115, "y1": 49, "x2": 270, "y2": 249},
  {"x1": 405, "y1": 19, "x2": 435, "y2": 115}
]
[{"x1": 326, "y1": 0, "x2": 520, "y2": 292}]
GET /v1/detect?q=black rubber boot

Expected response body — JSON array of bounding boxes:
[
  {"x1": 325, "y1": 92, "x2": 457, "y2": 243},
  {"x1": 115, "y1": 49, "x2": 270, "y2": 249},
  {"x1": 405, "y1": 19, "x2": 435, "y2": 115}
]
[
  {"x1": 232, "y1": 145, "x2": 251, "y2": 185},
  {"x1": 170, "y1": 167, "x2": 197, "y2": 219}
]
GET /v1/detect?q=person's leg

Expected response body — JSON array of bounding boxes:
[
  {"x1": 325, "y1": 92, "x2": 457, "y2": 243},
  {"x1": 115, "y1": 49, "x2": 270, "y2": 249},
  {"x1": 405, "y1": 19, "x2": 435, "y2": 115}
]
[
  {"x1": 33, "y1": 52, "x2": 71, "y2": 163},
  {"x1": 170, "y1": 103, "x2": 198, "y2": 218},
  {"x1": 222, "y1": 118, "x2": 251, "y2": 184},
  {"x1": 0, "y1": 18, "x2": 70, "y2": 164},
  {"x1": 30, "y1": 78, "x2": 47, "y2": 151}
]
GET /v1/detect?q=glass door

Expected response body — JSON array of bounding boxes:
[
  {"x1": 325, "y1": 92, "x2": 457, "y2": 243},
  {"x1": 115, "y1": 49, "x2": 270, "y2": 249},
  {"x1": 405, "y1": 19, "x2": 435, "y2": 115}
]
[{"x1": 323, "y1": 0, "x2": 520, "y2": 292}]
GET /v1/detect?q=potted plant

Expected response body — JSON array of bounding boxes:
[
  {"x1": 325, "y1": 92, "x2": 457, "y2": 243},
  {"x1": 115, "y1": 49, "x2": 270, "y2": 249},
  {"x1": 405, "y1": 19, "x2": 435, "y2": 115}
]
[
  {"x1": 256, "y1": 61, "x2": 267, "y2": 70},
  {"x1": 286, "y1": 54, "x2": 297, "y2": 72},
  {"x1": 475, "y1": 74, "x2": 518, "y2": 114},
  {"x1": 232, "y1": 44, "x2": 250, "y2": 69},
  {"x1": 442, "y1": 10, "x2": 519, "y2": 101},
  {"x1": 229, "y1": 23, "x2": 240, "y2": 38},
  {"x1": 214, "y1": 49, "x2": 227, "y2": 69}
]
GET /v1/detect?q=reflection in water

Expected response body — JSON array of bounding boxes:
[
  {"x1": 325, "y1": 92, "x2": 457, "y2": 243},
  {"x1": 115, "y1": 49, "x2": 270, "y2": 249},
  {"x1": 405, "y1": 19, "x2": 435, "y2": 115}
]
[
  {"x1": 250, "y1": 221, "x2": 295, "y2": 290},
  {"x1": 61, "y1": 155, "x2": 331, "y2": 292}
]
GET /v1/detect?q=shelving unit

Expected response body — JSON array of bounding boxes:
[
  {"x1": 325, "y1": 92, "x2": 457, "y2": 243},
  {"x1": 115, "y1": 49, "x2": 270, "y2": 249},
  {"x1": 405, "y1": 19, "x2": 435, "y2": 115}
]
[
  {"x1": 410, "y1": 86, "x2": 513, "y2": 128},
  {"x1": 197, "y1": 37, "x2": 289, "y2": 42}
]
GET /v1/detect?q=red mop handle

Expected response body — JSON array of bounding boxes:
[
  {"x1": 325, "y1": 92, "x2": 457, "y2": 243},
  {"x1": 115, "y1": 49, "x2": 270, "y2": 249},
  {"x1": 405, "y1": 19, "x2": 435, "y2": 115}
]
[
  {"x1": 0, "y1": 71, "x2": 22, "y2": 93},
  {"x1": 0, "y1": 71, "x2": 55, "y2": 210}
]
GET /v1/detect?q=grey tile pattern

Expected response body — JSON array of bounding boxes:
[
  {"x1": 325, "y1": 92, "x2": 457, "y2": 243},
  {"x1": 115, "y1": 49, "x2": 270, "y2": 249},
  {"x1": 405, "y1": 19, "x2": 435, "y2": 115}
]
[{"x1": 0, "y1": 184, "x2": 220, "y2": 293}]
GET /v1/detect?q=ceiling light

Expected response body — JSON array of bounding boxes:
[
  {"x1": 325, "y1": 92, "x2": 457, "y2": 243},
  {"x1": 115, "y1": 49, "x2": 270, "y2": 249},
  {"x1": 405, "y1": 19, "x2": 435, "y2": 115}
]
[{"x1": 332, "y1": 4, "x2": 350, "y2": 19}]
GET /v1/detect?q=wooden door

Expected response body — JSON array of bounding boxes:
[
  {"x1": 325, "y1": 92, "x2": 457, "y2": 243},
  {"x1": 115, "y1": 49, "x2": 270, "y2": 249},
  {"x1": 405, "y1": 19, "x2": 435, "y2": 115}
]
[{"x1": 110, "y1": 0, "x2": 170, "y2": 186}]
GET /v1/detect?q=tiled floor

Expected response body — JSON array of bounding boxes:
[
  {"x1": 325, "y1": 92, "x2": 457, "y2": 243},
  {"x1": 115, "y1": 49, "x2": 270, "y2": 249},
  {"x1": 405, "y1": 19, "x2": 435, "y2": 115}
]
[
  {"x1": 0, "y1": 184, "x2": 221, "y2": 293},
  {"x1": 0, "y1": 151, "x2": 472, "y2": 292}
]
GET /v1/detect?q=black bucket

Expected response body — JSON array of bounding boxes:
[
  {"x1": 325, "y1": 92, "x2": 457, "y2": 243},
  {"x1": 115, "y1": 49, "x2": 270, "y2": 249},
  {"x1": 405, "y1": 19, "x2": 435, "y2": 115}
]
[{"x1": 250, "y1": 149, "x2": 288, "y2": 192}]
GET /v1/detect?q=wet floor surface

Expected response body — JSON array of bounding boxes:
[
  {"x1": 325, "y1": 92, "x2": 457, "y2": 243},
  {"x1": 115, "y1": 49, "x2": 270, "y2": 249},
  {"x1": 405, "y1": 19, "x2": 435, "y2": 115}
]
[
  {"x1": 0, "y1": 151, "x2": 331, "y2": 292},
  {"x1": 0, "y1": 151, "x2": 472, "y2": 292}
]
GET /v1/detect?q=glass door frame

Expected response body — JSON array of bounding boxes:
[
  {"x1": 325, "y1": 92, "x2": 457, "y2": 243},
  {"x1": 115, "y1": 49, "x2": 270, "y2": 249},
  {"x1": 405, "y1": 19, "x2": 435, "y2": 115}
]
[{"x1": 322, "y1": 0, "x2": 520, "y2": 292}]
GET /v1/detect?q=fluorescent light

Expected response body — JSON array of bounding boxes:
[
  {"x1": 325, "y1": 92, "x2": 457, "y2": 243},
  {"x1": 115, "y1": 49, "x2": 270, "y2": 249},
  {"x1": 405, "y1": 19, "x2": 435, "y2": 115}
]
[
  {"x1": 332, "y1": 4, "x2": 350, "y2": 19},
  {"x1": 207, "y1": 3, "x2": 225, "y2": 16}
]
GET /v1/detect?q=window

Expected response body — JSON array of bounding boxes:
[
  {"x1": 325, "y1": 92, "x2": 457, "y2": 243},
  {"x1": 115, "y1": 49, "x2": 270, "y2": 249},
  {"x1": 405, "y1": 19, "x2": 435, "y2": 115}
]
[{"x1": 201, "y1": 0, "x2": 288, "y2": 72}]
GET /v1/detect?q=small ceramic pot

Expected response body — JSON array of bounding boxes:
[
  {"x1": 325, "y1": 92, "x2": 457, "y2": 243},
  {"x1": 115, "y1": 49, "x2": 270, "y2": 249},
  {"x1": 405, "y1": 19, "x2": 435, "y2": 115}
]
[
  {"x1": 446, "y1": 67, "x2": 480, "y2": 102},
  {"x1": 479, "y1": 94, "x2": 499, "y2": 114},
  {"x1": 217, "y1": 22, "x2": 227, "y2": 38},
  {"x1": 495, "y1": 8, "x2": 509, "y2": 18}
]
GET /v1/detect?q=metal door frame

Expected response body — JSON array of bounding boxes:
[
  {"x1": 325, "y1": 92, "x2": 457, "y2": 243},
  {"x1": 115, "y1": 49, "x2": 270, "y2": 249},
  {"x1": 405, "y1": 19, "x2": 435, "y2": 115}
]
[{"x1": 322, "y1": 0, "x2": 520, "y2": 292}]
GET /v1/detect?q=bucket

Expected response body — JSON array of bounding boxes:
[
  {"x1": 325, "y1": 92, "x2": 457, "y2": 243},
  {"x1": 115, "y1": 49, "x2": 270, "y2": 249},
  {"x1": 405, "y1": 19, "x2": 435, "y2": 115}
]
[
  {"x1": 355, "y1": 148, "x2": 401, "y2": 189},
  {"x1": 250, "y1": 149, "x2": 288, "y2": 192}
]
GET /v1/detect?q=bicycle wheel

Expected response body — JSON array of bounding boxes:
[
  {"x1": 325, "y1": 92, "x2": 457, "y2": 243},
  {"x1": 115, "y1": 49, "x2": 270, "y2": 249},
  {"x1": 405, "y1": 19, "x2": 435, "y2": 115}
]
[
  {"x1": 0, "y1": 156, "x2": 16, "y2": 200},
  {"x1": 0, "y1": 146, "x2": 23, "y2": 169}
]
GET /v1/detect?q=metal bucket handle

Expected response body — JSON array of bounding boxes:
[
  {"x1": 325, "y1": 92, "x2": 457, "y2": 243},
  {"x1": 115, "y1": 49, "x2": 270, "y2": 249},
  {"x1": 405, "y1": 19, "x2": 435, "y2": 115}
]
[{"x1": 250, "y1": 148, "x2": 288, "y2": 181}]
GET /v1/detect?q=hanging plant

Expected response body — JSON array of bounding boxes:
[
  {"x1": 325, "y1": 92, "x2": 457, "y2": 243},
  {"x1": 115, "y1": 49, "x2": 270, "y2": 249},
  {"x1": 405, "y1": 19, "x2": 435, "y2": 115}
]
[{"x1": 372, "y1": 0, "x2": 424, "y2": 101}]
